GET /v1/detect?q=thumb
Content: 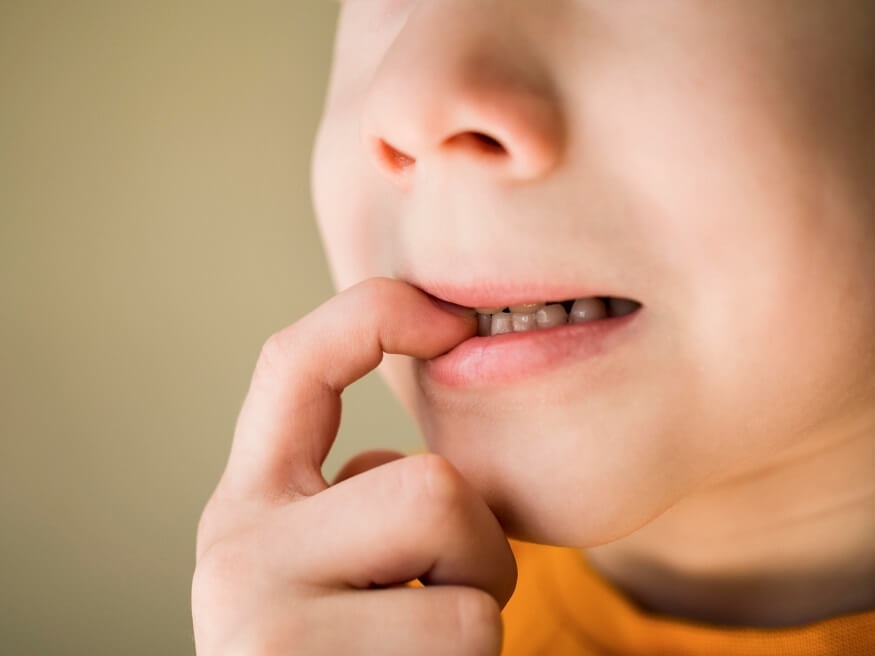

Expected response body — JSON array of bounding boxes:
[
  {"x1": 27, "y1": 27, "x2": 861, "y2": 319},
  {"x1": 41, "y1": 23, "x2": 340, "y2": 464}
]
[{"x1": 331, "y1": 449, "x2": 407, "y2": 485}]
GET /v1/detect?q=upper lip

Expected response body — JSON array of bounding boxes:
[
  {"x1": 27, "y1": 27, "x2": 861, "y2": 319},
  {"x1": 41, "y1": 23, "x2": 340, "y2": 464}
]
[{"x1": 403, "y1": 276, "x2": 634, "y2": 309}]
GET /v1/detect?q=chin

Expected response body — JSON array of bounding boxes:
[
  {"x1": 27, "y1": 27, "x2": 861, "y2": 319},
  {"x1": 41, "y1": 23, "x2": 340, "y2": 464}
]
[{"x1": 420, "y1": 424, "x2": 672, "y2": 548}]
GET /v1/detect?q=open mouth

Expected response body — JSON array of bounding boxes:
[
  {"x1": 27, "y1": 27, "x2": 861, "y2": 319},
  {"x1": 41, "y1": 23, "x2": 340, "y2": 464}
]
[
  {"x1": 474, "y1": 297, "x2": 642, "y2": 337},
  {"x1": 419, "y1": 285, "x2": 645, "y2": 386}
]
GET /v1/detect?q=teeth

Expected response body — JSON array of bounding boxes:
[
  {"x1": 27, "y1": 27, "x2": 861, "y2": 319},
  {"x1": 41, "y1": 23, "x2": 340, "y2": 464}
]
[
  {"x1": 490, "y1": 312, "x2": 514, "y2": 335},
  {"x1": 474, "y1": 297, "x2": 639, "y2": 337},
  {"x1": 535, "y1": 303, "x2": 568, "y2": 328},
  {"x1": 508, "y1": 303, "x2": 544, "y2": 313},
  {"x1": 510, "y1": 312, "x2": 537, "y2": 332},
  {"x1": 477, "y1": 313, "x2": 492, "y2": 336},
  {"x1": 569, "y1": 297, "x2": 607, "y2": 323},
  {"x1": 607, "y1": 297, "x2": 641, "y2": 317}
]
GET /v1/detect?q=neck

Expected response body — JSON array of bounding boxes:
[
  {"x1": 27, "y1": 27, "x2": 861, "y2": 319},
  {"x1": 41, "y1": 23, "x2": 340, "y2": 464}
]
[{"x1": 582, "y1": 419, "x2": 875, "y2": 627}]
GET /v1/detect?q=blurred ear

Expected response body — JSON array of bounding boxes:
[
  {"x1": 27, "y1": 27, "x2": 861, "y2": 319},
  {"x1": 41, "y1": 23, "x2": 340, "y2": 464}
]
[{"x1": 331, "y1": 449, "x2": 407, "y2": 485}]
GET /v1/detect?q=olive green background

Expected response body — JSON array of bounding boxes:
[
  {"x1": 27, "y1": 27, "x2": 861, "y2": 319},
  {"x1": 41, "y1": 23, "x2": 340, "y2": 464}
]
[{"x1": 1, "y1": 2, "x2": 422, "y2": 653}]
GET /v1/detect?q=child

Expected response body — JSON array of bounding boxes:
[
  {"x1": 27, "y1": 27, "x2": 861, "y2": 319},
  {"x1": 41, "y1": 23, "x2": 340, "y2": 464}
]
[{"x1": 192, "y1": 1, "x2": 875, "y2": 653}]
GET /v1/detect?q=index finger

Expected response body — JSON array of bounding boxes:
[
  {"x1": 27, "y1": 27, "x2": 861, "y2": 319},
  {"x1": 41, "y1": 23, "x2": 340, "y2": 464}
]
[{"x1": 218, "y1": 277, "x2": 477, "y2": 503}]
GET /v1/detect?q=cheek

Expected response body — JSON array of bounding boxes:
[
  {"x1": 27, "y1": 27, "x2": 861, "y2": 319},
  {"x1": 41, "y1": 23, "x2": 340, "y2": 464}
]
[
  {"x1": 586, "y1": 42, "x2": 875, "y2": 459},
  {"x1": 717, "y1": 222, "x2": 875, "y2": 445},
  {"x1": 697, "y1": 119, "x2": 875, "y2": 433}
]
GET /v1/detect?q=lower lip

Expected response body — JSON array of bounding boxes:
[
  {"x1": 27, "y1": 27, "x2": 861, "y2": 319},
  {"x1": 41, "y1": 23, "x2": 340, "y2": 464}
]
[{"x1": 421, "y1": 309, "x2": 643, "y2": 387}]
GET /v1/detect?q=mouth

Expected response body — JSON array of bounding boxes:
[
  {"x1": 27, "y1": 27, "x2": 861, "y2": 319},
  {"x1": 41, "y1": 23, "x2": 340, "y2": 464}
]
[
  {"x1": 412, "y1": 282, "x2": 645, "y2": 386},
  {"x1": 472, "y1": 297, "x2": 641, "y2": 337}
]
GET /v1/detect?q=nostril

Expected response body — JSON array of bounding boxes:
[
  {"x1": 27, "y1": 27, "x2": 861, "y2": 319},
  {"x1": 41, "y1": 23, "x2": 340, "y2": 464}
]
[
  {"x1": 445, "y1": 131, "x2": 507, "y2": 156},
  {"x1": 377, "y1": 138, "x2": 416, "y2": 173},
  {"x1": 372, "y1": 131, "x2": 507, "y2": 179}
]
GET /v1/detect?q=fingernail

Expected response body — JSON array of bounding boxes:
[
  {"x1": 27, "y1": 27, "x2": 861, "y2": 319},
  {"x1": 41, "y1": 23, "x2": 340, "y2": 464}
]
[{"x1": 430, "y1": 297, "x2": 477, "y2": 318}]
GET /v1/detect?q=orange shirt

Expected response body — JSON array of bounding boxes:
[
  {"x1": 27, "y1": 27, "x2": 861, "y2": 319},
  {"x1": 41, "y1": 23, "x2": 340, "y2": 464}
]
[{"x1": 500, "y1": 538, "x2": 875, "y2": 655}]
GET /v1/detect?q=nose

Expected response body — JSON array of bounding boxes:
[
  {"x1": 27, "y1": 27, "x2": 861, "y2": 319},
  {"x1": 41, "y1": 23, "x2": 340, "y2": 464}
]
[{"x1": 359, "y1": 3, "x2": 564, "y2": 188}]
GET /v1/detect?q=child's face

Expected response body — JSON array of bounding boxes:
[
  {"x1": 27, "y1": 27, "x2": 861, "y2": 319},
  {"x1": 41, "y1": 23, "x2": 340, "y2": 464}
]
[{"x1": 310, "y1": 1, "x2": 875, "y2": 545}]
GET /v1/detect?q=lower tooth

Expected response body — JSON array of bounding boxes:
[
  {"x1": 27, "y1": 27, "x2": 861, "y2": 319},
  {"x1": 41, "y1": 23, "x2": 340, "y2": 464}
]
[
  {"x1": 535, "y1": 303, "x2": 568, "y2": 328},
  {"x1": 511, "y1": 312, "x2": 537, "y2": 332},
  {"x1": 477, "y1": 313, "x2": 492, "y2": 336},
  {"x1": 490, "y1": 312, "x2": 514, "y2": 336},
  {"x1": 569, "y1": 297, "x2": 607, "y2": 323}
]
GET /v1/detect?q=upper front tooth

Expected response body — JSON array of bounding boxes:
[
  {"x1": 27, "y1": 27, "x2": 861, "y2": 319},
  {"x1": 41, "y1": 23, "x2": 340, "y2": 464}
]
[
  {"x1": 476, "y1": 307, "x2": 504, "y2": 314},
  {"x1": 569, "y1": 297, "x2": 607, "y2": 323},
  {"x1": 509, "y1": 303, "x2": 544, "y2": 313},
  {"x1": 535, "y1": 303, "x2": 568, "y2": 328}
]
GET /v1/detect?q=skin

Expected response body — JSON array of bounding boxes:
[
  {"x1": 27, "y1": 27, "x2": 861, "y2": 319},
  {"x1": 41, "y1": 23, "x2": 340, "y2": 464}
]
[
  {"x1": 311, "y1": 0, "x2": 875, "y2": 625},
  {"x1": 193, "y1": 281, "x2": 512, "y2": 654},
  {"x1": 192, "y1": 1, "x2": 875, "y2": 652}
]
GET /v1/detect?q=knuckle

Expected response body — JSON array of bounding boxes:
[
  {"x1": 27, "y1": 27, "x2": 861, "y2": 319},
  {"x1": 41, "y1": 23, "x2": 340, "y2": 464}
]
[
  {"x1": 251, "y1": 326, "x2": 312, "y2": 396},
  {"x1": 229, "y1": 615, "x2": 306, "y2": 656},
  {"x1": 192, "y1": 528, "x2": 315, "y2": 656},
  {"x1": 352, "y1": 275, "x2": 401, "y2": 299},
  {"x1": 405, "y1": 453, "x2": 467, "y2": 516},
  {"x1": 195, "y1": 492, "x2": 239, "y2": 560},
  {"x1": 191, "y1": 554, "x2": 232, "y2": 648},
  {"x1": 192, "y1": 536, "x2": 269, "y2": 653},
  {"x1": 191, "y1": 539, "x2": 245, "y2": 612},
  {"x1": 349, "y1": 276, "x2": 411, "y2": 315},
  {"x1": 195, "y1": 502, "x2": 218, "y2": 560},
  {"x1": 254, "y1": 330, "x2": 289, "y2": 383},
  {"x1": 453, "y1": 589, "x2": 503, "y2": 656}
]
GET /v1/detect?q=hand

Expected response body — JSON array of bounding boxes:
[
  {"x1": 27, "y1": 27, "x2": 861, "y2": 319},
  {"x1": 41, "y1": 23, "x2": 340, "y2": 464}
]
[{"x1": 192, "y1": 277, "x2": 518, "y2": 655}]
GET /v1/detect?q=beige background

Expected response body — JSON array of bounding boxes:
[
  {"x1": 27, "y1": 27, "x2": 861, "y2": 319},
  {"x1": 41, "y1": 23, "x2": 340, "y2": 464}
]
[{"x1": 1, "y1": 2, "x2": 422, "y2": 653}]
